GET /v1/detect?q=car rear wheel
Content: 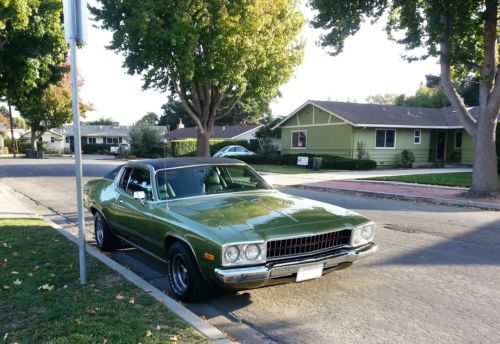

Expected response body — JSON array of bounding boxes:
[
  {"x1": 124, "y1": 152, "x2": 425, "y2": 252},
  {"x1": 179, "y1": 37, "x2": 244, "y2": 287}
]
[
  {"x1": 94, "y1": 212, "x2": 120, "y2": 251},
  {"x1": 167, "y1": 242, "x2": 211, "y2": 301}
]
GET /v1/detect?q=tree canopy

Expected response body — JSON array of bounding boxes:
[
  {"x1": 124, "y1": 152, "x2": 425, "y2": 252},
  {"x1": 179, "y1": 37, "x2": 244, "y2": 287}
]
[
  {"x1": 311, "y1": 0, "x2": 500, "y2": 196},
  {"x1": 0, "y1": 0, "x2": 67, "y2": 101},
  {"x1": 91, "y1": 0, "x2": 304, "y2": 156}
]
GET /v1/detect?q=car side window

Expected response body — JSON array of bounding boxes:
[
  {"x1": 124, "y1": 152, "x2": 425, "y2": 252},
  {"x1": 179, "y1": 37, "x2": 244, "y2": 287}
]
[
  {"x1": 235, "y1": 147, "x2": 246, "y2": 152},
  {"x1": 119, "y1": 167, "x2": 133, "y2": 191},
  {"x1": 126, "y1": 168, "x2": 154, "y2": 200}
]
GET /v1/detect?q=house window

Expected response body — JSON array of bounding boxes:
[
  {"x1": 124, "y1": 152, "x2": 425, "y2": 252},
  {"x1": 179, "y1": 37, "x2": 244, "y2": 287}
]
[
  {"x1": 414, "y1": 130, "x2": 421, "y2": 144},
  {"x1": 106, "y1": 137, "x2": 119, "y2": 144},
  {"x1": 38, "y1": 137, "x2": 43, "y2": 142},
  {"x1": 291, "y1": 131, "x2": 307, "y2": 148},
  {"x1": 65, "y1": 137, "x2": 69, "y2": 143},
  {"x1": 375, "y1": 129, "x2": 396, "y2": 149},
  {"x1": 454, "y1": 131, "x2": 463, "y2": 149},
  {"x1": 51, "y1": 137, "x2": 55, "y2": 143},
  {"x1": 88, "y1": 137, "x2": 97, "y2": 144}
]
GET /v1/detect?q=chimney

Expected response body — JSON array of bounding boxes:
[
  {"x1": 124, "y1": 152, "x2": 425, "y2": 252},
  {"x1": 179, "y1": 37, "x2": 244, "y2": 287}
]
[
  {"x1": 177, "y1": 118, "x2": 184, "y2": 129},
  {"x1": 112, "y1": 122, "x2": 119, "y2": 128}
]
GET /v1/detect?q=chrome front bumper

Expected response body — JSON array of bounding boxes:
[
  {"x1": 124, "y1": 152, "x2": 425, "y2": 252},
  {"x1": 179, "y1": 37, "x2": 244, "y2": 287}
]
[{"x1": 214, "y1": 242, "x2": 378, "y2": 284}]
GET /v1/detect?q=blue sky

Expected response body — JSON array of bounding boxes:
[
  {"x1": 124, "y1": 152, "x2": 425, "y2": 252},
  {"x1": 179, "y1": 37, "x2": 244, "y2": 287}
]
[{"x1": 77, "y1": 2, "x2": 439, "y2": 125}]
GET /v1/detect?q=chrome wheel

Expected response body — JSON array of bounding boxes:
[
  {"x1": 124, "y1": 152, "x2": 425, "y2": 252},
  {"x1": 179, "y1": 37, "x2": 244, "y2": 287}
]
[
  {"x1": 95, "y1": 217, "x2": 104, "y2": 247},
  {"x1": 171, "y1": 253, "x2": 189, "y2": 294}
]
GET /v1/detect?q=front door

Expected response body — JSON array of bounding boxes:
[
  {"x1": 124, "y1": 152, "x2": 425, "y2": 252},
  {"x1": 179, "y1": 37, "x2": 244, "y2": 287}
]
[{"x1": 436, "y1": 131, "x2": 446, "y2": 161}]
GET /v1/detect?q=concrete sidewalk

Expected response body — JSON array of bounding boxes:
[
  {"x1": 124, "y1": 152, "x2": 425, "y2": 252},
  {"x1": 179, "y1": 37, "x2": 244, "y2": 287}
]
[
  {"x1": 263, "y1": 167, "x2": 472, "y2": 186},
  {"x1": 295, "y1": 179, "x2": 500, "y2": 211}
]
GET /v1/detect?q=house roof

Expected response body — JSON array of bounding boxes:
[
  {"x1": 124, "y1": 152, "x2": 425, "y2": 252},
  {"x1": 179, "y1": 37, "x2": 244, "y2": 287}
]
[
  {"x1": 273, "y1": 100, "x2": 488, "y2": 130},
  {"x1": 63, "y1": 124, "x2": 166, "y2": 137},
  {"x1": 165, "y1": 125, "x2": 262, "y2": 140},
  {"x1": 20, "y1": 129, "x2": 64, "y2": 138}
]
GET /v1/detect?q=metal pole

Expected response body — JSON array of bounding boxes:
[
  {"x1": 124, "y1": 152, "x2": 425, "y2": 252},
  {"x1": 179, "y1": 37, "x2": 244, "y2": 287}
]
[
  {"x1": 7, "y1": 99, "x2": 16, "y2": 158},
  {"x1": 69, "y1": 1, "x2": 87, "y2": 284}
]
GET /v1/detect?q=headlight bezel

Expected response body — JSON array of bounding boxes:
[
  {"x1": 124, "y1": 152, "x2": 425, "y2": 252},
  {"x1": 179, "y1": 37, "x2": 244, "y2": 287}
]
[
  {"x1": 221, "y1": 241, "x2": 266, "y2": 267},
  {"x1": 351, "y1": 222, "x2": 375, "y2": 247}
]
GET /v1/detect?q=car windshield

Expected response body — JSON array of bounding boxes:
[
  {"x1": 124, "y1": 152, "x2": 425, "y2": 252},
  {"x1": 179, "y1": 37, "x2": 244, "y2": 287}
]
[{"x1": 155, "y1": 164, "x2": 270, "y2": 200}]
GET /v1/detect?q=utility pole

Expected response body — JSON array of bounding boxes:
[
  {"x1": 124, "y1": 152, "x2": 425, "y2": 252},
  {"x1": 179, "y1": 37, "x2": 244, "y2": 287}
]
[
  {"x1": 7, "y1": 99, "x2": 16, "y2": 158},
  {"x1": 64, "y1": 0, "x2": 88, "y2": 285}
]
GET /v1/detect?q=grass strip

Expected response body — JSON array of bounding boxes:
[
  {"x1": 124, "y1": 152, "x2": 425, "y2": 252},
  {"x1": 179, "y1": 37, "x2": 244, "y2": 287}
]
[
  {"x1": 0, "y1": 218, "x2": 207, "y2": 344},
  {"x1": 363, "y1": 172, "x2": 500, "y2": 188}
]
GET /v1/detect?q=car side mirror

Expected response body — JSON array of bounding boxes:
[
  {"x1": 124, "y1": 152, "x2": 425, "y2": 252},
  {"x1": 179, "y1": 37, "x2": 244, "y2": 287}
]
[{"x1": 133, "y1": 191, "x2": 146, "y2": 205}]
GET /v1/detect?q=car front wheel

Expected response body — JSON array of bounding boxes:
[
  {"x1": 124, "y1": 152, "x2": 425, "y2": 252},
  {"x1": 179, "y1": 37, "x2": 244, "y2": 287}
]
[
  {"x1": 167, "y1": 242, "x2": 211, "y2": 301},
  {"x1": 94, "y1": 212, "x2": 120, "y2": 251}
]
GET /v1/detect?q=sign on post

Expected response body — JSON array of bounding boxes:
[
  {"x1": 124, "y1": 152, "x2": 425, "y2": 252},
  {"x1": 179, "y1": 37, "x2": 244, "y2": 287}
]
[
  {"x1": 297, "y1": 156, "x2": 309, "y2": 166},
  {"x1": 63, "y1": 0, "x2": 88, "y2": 285}
]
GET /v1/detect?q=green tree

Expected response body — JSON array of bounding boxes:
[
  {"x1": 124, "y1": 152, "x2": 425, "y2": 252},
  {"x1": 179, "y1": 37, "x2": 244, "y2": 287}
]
[
  {"x1": 0, "y1": 0, "x2": 67, "y2": 104},
  {"x1": 158, "y1": 95, "x2": 270, "y2": 130},
  {"x1": 86, "y1": 117, "x2": 114, "y2": 125},
  {"x1": 129, "y1": 124, "x2": 164, "y2": 158},
  {"x1": 311, "y1": 0, "x2": 500, "y2": 196},
  {"x1": 365, "y1": 94, "x2": 399, "y2": 105},
  {"x1": 91, "y1": 0, "x2": 304, "y2": 156},
  {"x1": 17, "y1": 71, "x2": 91, "y2": 151},
  {"x1": 395, "y1": 85, "x2": 450, "y2": 108},
  {"x1": 136, "y1": 112, "x2": 159, "y2": 126}
]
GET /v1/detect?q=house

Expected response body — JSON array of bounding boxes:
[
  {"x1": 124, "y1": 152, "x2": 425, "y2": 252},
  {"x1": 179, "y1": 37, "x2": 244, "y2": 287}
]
[
  {"x1": 272, "y1": 100, "x2": 496, "y2": 166},
  {"x1": 165, "y1": 124, "x2": 263, "y2": 143},
  {"x1": 62, "y1": 122, "x2": 132, "y2": 152},
  {"x1": 19, "y1": 129, "x2": 65, "y2": 153}
]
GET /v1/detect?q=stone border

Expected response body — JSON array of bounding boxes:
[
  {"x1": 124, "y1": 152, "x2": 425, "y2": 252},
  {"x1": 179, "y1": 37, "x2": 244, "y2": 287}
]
[
  {"x1": 42, "y1": 218, "x2": 232, "y2": 343},
  {"x1": 290, "y1": 184, "x2": 500, "y2": 211}
]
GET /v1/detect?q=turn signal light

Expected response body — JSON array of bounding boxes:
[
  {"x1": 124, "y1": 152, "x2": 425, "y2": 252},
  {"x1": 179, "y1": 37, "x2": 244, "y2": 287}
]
[{"x1": 203, "y1": 252, "x2": 215, "y2": 261}]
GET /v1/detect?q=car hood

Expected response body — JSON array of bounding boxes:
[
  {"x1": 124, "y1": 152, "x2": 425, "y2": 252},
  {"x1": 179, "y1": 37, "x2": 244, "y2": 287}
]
[{"x1": 164, "y1": 190, "x2": 369, "y2": 242}]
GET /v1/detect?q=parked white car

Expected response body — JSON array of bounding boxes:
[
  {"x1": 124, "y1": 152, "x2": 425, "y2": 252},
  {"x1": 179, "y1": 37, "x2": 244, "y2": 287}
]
[
  {"x1": 110, "y1": 143, "x2": 131, "y2": 155},
  {"x1": 213, "y1": 145, "x2": 256, "y2": 158}
]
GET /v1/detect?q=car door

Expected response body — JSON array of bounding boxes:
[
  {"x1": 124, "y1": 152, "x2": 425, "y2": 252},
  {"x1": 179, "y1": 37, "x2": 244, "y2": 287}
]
[{"x1": 113, "y1": 166, "x2": 156, "y2": 248}]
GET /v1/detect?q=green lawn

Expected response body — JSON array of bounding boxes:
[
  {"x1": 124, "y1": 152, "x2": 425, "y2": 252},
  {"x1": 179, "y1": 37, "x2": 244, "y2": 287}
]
[
  {"x1": 252, "y1": 164, "x2": 337, "y2": 174},
  {"x1": 0, "y1": 219, "x2": 206, "y2": 344},
  {"x1": 364, "y1": 172, "x2": 500, "y2": 188}
]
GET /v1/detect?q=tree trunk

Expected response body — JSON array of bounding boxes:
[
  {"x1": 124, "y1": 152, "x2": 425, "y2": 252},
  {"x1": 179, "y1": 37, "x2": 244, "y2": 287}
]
[
  {"x1": 469, "y1": 113, "x2": 498, "y2": 196},
  {"x1": 196, "y1": 126, "x2": 210, "y2": 157},
  {"x1": 30, "y1": 130, "x2": 38, "y2": 152}
]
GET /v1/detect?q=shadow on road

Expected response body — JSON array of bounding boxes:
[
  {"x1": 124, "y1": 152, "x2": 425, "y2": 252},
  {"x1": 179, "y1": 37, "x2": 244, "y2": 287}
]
[{"x1": 377, "y1": 219, "x2": 500, "y2": 266}]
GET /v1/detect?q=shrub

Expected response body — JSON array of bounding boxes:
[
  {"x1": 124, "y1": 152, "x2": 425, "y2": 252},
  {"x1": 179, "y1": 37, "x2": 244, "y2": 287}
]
[
  {"x1": 232, "y1": 153, "x2": 377, "y2": 170},
  {"x1": 81, "y1": 143, "x2": 115, "y2": 155},
  {"x1": 400, "y1": 149, "x2": 415, "y2": 168},
  {"x1": 129, "y1": 125, "x2": 165, "y2": 158},
  {"x1": 169, "y1": 139, "x2": 249, "y2": 157},
  {"x1": 356, "y1": 141, "x2": 371, "y2": 160}
]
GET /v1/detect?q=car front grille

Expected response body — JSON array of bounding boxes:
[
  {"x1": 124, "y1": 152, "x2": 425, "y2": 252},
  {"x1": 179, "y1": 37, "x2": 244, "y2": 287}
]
[{"x1": 266, "y1": 229, "x2": 351, "y2": 261}]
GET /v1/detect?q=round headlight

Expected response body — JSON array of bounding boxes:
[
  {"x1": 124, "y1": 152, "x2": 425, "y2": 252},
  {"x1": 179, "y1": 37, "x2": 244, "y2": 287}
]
[
  {"x1": 245, "y1": 244, "x2": 261, "y2": 261},
  {"x1": 361, "y1": 224, "x2": 374, "y2": 240},
  {"x1": 224, "y1": 246, "x2": 240, "y2": 263}
]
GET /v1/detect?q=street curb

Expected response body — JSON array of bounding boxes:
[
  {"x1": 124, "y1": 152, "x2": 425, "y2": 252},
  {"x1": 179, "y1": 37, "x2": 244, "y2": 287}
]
[
  {"x1": 43, "y1": 218, "x2": 232, "y2": 344},
  {"x1": 290, "y1": 185, "x2": 500, "y2": 211}
]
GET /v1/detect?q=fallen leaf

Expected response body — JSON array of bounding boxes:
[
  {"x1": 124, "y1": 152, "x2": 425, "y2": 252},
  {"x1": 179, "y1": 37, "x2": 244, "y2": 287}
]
[
  {"x1": 38, "y1": 284, "x2": 54, "y2": 291},
  {"x1": 63, "y1": 285, "x2": 68, "y2": 289},
  {"x1": 50, "y1": 274, "x2": 55, "y2": 277},
  {"x1": 13, "y1": 279, "x2": 22, "y2": 285},
  {"x1": 75, "y1": 318, "x2": 83, "y2": 324},
  {"x1": 12, "y1": 252, "x2": 19, "y2": 256},
  {"x1": 28, "y1": 273, "x2": 33, "y2": 277},
  {"x1": 2, "y1": 285, "x2": 9, "y2": 290},
  {"x1": 33, "y1": 266, "x2": 39, "y2": 271},
  {"x1": 169, "y1": 335, "x2": 178, "y2": 342},
  {"x1": 103, "y1": 339, "x2": 108, "y2": 344},
  {"x1": 146, "y1": 330, "x2": 152, "y2": 337},
  {"x1": 11, "y1": 271, "x2": 18, "y2": 275},
  {"x1": 115, "y1": 294, "x2": 124, "y2": 300},
  {"x1": 3, "y1": 332, "x2": 8, "y2": 341},
  {"x1": 129, "y1": 298, "x2": 135, "y2": 304}
]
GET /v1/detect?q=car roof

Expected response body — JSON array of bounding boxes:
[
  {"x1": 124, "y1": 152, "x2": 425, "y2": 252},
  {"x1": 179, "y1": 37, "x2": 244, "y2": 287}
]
[{"x1": 129, "y1": 157, "x2": 245, "y2": 171}]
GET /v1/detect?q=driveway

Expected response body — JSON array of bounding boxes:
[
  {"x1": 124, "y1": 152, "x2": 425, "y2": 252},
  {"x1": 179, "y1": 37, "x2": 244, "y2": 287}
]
[{"x1": 0, "y1": 158, "x2": 498, "y2": 343}]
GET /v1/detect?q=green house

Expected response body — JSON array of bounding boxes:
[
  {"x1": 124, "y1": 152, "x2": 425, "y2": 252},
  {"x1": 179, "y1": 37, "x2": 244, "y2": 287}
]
[{"x1": 272, "y1": 100, "x2": 490, "y2": 166}]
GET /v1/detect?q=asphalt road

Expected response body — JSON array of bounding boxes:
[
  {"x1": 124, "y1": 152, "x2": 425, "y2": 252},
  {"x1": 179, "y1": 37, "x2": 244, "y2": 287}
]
[{"x1": 1, "y1": 158, "x2": 499, "y2": 344}]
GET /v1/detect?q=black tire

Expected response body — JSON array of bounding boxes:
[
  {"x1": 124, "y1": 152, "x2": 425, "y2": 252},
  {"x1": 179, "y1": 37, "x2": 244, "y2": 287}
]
[
  {"x1": 167, "y1": 241, "x2": 211, "y2": 302},
  {"x1": 94, "y1": 212, "x2": 120, "y2": 251}
]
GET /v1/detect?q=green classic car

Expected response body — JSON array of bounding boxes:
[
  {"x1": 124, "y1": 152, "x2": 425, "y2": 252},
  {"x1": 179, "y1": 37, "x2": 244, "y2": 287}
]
[{"x1": 84, "y1": 158, "x2": 377, "y2": 301}]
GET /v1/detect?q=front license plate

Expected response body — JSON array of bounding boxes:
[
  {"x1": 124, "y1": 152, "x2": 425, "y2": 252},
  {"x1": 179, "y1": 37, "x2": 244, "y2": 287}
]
[{"x1": 296, "y1": 264, "x2": 324, "y2": 282}]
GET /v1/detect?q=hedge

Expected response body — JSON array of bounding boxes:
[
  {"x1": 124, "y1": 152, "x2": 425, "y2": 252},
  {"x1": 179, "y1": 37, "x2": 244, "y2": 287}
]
[
  {"x1": 81, "y1": 144, "x2": 115, "y2": 154},
  {"x1": 168, "y1": 139, "x2": 249, "y2": 157},
  {"x1": 231, "y1": 153, "x2": 378, "y2": 170}
]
